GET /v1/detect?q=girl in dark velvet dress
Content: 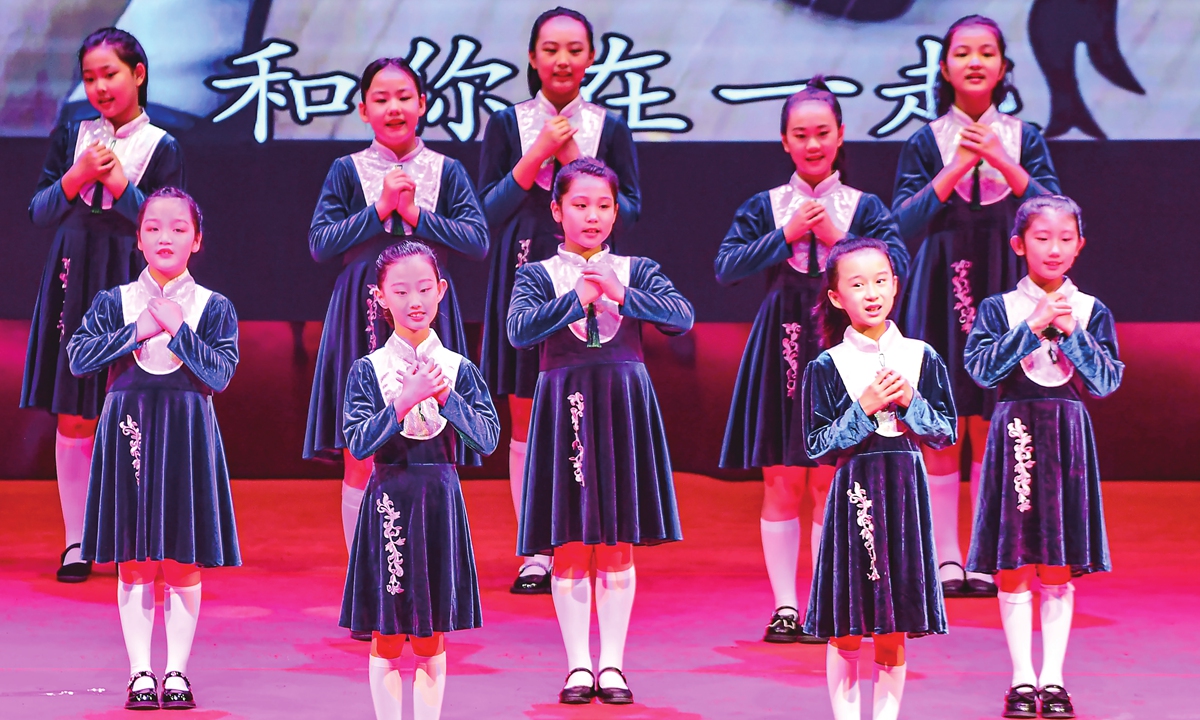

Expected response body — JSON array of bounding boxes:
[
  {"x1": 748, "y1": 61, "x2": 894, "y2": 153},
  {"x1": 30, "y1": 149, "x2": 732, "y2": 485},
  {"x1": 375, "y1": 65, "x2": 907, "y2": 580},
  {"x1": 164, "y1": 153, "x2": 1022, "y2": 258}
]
[
  {"x1": 341, "y1": 241, "x2": 499, "y2": 720},
  {"x1": 508, "y1": 159, "x2": 691, "y2": 705},
  {"x1": 891, "y1": 15, "x2": 1061, "y2": 599},
  {"x1": 964, "y1": 197, "x2": 1122, "y2": 720},
  {"x1": 801, "y1": 238, "x2": 955, "y2": 720},
  {"x1": 67, "y1": 189, "x2": 238, "y2": 711}
]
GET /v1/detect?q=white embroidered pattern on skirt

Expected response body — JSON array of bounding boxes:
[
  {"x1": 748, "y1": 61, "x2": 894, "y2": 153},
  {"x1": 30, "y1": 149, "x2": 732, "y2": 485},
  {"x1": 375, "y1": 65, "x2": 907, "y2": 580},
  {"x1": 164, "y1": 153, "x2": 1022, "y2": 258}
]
[
  {"x1": 57, "y1": 258, "x2": 70, "y2": 338},
  {"x1": 376, "y1": 492, "x2": 407, "y2": 595},
  {"x1": 515, "y1": 238, "x2": 532, "y2": 268},
  {"x1": 847, "y1": 482, "x2": 881, "y2": 581},
  {"x1": 365, "y1": 283, "x2": 382, "y2": 352},
  {"x1": 950, "y1": 259, "x2": 976, "y2": 333},
  {"x1": 1007, "y1": 418, "x2": 1034, "y2": 513},
  {"x1": 568, "y1": 392, "x2": 585, "y2": 486},
  {"x1": 118, "y1": 415, "x2": 142, "y2": 486},
  {"x1": 781, "y1": 322, "x2": 802, "y2": 399}
]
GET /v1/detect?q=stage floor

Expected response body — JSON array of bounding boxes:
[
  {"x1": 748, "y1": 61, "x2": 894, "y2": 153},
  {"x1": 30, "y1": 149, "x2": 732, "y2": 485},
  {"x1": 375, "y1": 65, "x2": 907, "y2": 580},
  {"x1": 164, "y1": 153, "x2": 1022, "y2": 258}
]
[{"x1": 0, "y1": 476, "x2": 1195, "y2": 719}]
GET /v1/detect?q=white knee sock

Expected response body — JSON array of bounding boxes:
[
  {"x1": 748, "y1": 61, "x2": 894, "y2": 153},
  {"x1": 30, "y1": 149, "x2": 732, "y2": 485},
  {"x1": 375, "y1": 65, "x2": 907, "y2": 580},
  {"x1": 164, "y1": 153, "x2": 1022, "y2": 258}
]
[
  {"x1": 760, "y1": 518, "x2": 801, "y2": 614},
  {"x1": 873, "y1": 662, "x2": 907, "y2": 720},
  {"x1": 965, "y1": 462, "x2": 992, "y2": 583},
  {"x1": 551, "y1": 573, "x2": 593, "y2": 686},
  {"x1": 596, "y1": 567, "x2": 636, "y2": 688},
  {"x1": 998, "y1": 590, "x2": 1036, "y2": 686},
  {"x1": 164, "y1": 582, "x2": 201, "y2": 689},
  {"x1": 56, "y1": 431, "x2": 94, "y2": 563},
  {"x1": 413, "y1": 651, "x2": 447, "y2": 720},
  {"x1": 368, "y1": 654, "x2": 404, "y2": 720},
  {"x1": 927, "y1": 472, "x2": 963, "y2": 580},
  {"x1": 118, "y1": 579, "x2": 156, "y2": 691},
  {"x1": 1039, "y1": 582, "x2": 1075, "y2": 688},
  {"x1": 341, "y1": 483, "x2": 365, "y2": 557},
  {"x1": 810, "y1": 520, "x2": 824, "y2": 574},
  {"x1": 826, "y1": 644, "x2": 861, "y2": 720},
  {"x1": 510, "y1": 440, "x2": 550, "y2": 572}
]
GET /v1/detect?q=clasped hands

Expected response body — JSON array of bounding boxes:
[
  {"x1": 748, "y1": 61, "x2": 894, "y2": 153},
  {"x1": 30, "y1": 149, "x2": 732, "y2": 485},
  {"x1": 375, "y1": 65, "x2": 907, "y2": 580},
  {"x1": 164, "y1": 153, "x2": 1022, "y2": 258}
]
[
  {"x1": 390, "y1": 357, "x2": 452, "y2": 422},
  {"x1": 859, "y1": 368, "x2": 914, "y2": 417},
  {"x1": 574, "y1": 264, "x2": 625, "y2": 309},
  {"x1": 135, "y1": 298, "x2": 185, "y2": 342}
]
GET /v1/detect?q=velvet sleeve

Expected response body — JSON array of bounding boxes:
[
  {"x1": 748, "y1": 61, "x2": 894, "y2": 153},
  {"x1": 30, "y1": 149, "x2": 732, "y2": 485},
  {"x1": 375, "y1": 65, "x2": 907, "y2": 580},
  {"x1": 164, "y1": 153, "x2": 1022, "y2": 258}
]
[
  {"x1": 343, "y1": 358, "x2": 403, "y2": 461},
  {"x1": 802, "y1": 353, "x2": 879, "y2": 465},
  {"x1": 110, "y1": 134, "x2": 186, "y2": 225},
  {"x1": 308, "y1": 158, "x2": 386, "y2": 263},
  {"x1": 963, "y1": 296, "x2": 1043, "y2": 389},
  {"x1": 847, "y1": 193, "x2": 911, "y2": 285},
  {"x1": 898, "y1": 347, "x2": 958, "y2": 448},
  {"x1": 1017, "y1": 124, "x2": 1061, "y2": 201},
  {"x1": 441, "y1": 359, "x2": 500, "y2": 456},
  {"x1": 166, "y1": 294, "x2": 239, "y2": 393},
  {"x1": 29, "y1": 123, "x2": 76, "y2": 229},
  {"x1": 1057, "y1": 299, "x2": 1124, "y2": 398},
  {"x1": 507, "y1": 264, "x2": 586, "y2": 349},
  {"x1": 477, "y1": 110, "x2": 528, "y2": 227},
  {"x1": 890, "y1": 128, "x2": 946, "y2": 247},
  {"x1": 66, "y1": 289, "x2": 137, "y2": 376},
  {"x1": 621, "y1": 258, "x2": 694, "y2": 336},
  {"x1": 713, "y1": 192, "x2": 791, "y2": 285},
  {"x1": 413, "y1": 159, "x2": 489, "y2": 261},
  {"x1": 603, "y1": 113, "x2": 642, "y2": 230}
]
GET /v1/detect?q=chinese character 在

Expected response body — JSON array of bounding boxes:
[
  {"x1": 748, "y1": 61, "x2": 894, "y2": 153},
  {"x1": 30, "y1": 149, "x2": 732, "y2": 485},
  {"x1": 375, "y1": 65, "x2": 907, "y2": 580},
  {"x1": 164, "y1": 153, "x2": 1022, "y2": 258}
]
[
  {"x1": 712, "y1": 76, "x2": 863, "y2": 105},
  {"x1": 581, "y1": 33, "x2": 692, "y2": 133},
  {"x1": 405, "y1": 35, "x2": 518, "y2": 142}
]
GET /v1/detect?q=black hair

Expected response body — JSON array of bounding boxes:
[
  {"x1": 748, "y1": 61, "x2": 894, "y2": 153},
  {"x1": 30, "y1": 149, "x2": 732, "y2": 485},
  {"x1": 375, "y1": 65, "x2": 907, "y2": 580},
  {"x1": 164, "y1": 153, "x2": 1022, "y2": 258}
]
[
  {"x1": 934, "y1": 15, "x2": 1016, "y2": 117},
  {"x1": 552, "y1": 157, "x2": 618, "y2": 205},
  {"x1": 375, "y1": 240, "x2": 442, "y2": 328},
  {"x1": 526, "y1": 7, "x2": 594, "y2": 97},
  {"x1": 360, "y1": 57, "x2": 425, "y2": 103},
  {"x1": 814, "y1": 237, "x2": 897, "y2": 347},
  {"x1": 79, "y1": 27, "x2": 149, "y2": 108},
  {"x1": 1012, "y1": 194, "x2": 1084, "y2": 238},
  {"x1": 137, "y1": 187, "x2": 203, "y2": 234},
  {"x1": 780, "y1": 75, "x2": 847, "y2": 176}
]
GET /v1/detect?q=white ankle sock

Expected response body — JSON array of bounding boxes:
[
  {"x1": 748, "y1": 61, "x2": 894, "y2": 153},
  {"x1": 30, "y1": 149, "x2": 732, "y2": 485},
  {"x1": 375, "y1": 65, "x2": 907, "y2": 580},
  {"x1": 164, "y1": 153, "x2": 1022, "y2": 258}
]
[
  {"x1": 413, "y1": 651, "x2": 447, "y2": 720},
  {"x1": 163, "y1": 582, "x2": 201, "y2": 689},
  {"x1": 55, "y1": 431, "x2": 94, "y2": 564},
  {"x1": 118, "y1": 579, "x2": 155, "y2": 690},
  {"x1": 826, "y1": 644, "x2": 861, "y2": 720},
  {"x1": 596, "y1": 567, "x2": 636, "y2": 688},
  {"x1": 1039, "y1": 582, "x2": 1075, "y2": 688},
  {"x1": 760, "y1": 518, "x2": 801, "y2": 613},
  {"x1": 341, "y1": 484, "x2": 365, "y2": 557},
  {"x1": 927, "y1": 472, "x2": 963, "y2": 580},
  {"x1": 998, "y1": 590, "x2": 1037, "y2": 686},
  {"x1": 369, "y1": 654, "x2": 404, "y2": 720},
  {"x1": 873, "y1": 662, "x2": 907, "y2": 720},
  {"x1": 551, "y1": 573, "x2": 593, "y2": 686},
  {"x1": 965, "y1": 462, "x2": 992, "y2": 583}
]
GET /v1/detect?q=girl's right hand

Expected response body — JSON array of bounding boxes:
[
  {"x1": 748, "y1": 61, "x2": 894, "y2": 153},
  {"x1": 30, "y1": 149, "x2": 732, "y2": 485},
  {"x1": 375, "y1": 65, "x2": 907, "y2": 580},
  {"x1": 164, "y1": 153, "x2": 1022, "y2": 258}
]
[
  {"x1": 134, "y1": 307, "x2": 163, "y2": 341},
  {"x1": 1026, "y1": 292, "x2": 1074, "y2": 335},
  {"x1": 859, "y1": 369, "x2": 905, "y2": 416},
  {"x1": 951, "y1": 135, "x2": 980, "y2": 171},
  {"x1": 75, "y1": 143, "x2": 116, "y2": 182},
  {"x1": 575, "y1": 275, "x2": 603, "y2": 306},
  {"x1": 529, "y1": 116, "x2": 577, "y2": 164},
  {"x1": 375, "y1": 167, "x2": 411, "y2": 221},
  {"x1": 393, "y1": 360, "x2": 446, "y2": 420},
  {"x1": 782, "y1": 200, "x2": 821, "y2": 244}
]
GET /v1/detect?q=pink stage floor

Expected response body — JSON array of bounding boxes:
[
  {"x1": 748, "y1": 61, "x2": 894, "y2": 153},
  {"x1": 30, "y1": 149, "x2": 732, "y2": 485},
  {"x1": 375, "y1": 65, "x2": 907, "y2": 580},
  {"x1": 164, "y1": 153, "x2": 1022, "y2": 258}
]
[{"x1": 0, "y1": 476, "x2": 1195, "y2": 719}]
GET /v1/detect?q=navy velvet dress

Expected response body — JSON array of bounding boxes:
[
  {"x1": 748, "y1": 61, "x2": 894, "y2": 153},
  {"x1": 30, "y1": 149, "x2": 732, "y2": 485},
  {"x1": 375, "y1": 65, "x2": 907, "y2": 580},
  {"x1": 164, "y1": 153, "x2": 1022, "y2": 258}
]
[
  {"x1": 893, "y1": 106, "x2": 1060, "y2": 417},
  {"x1": 964, "y1": 279, "x2": 1123, "y2": 576},
  {"x1": 801, "y1": 323, "x2": 956, "y2": 638},
  {"x1": 340, "y1": 331, "x2": 499, "y2": 637},
  {"x1": 479, "y1": 94, "x2": 641, "y2": 398},
  {"x1": 507, "y1": 249, "x2": 691, "y2": 554},
  {"x1": 304, "y1": 140, "x2": 488, "y2": 462},
  {"x1": 715, "y1": 173, "x2": 909, "y2": 469},
  {"x1": 67, "y1": 270, "x2": 240, "y2": 567},
  {"x1": 23, "y1": 113, "x2": 185, "y2": 419}
]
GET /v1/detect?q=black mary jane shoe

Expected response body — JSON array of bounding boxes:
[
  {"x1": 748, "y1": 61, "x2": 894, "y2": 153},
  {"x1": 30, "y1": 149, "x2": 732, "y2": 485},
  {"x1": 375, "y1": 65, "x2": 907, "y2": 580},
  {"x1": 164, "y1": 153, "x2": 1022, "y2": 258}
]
[
  {"x1": 350, "y1": 629, "x2": 373, "y2": 642},
  {"x1": 510, "y1": 565, "x2": 551, "y2": 595},
  {"x1": 595, "y1": 667, "x2": 634, "y2": 705},
  {"x1": 763, "y1": 606, "x2": 802, "y2": 644},
  {"x1": 56, "y1": 543, "x2": 92, "y2": 584},
  {"x1": 965, "y1": 575, "x2": 999, "y2": 597},
  {"x1": 1001, "y1": 683, "x2": 1039, "y2": 719},
  {"x1": 1039, "y1": 684, "x2": 1076, "y2": 719},
  {"x1": 160, "y1": 671, "x2": 196, "y2": 710},
  {"x1": 558, "y1": 668, "x2": 596, "y2": 705},
  {"x1": 125, "y1": 670, "x2": 159, "y2": 711},
  {"x1": 939, "y1": 561, "x2": 969, "y2": 598}
]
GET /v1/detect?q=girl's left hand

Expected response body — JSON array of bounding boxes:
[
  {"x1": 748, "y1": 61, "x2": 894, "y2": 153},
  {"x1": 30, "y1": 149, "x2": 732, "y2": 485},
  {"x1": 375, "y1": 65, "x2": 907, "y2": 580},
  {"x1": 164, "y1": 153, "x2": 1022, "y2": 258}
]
[
  {"x1": 581, "y1": 265, "x2": 626, "y2": 304},
  {"x1": 421, "y1": 357, "x2": 452, "y2": 405},
  {"x1": 878, "y1": 369, "x2": 915, "y2": 408},
  {"x1": 802, "y1": 201, "x2": 845, "y2": 247},
  {"x1": 959, "y1": 123, "x2": 1013, "y2": 168},
  {"x1": 98, "y1": 153, "x2": 129, "y2": 197},
  {"x1": 555, "y1": 135, "x2": 581, "y2": 165},
  {"x1": 392, "y1": 170, "x2": 420, "y2": 227},
  {"x1": 147, "y1": 298, "x2": 184, "y2": 336},
  {"x1": 1049, "y1": 299, "x2": 1077, "y2": 336}
]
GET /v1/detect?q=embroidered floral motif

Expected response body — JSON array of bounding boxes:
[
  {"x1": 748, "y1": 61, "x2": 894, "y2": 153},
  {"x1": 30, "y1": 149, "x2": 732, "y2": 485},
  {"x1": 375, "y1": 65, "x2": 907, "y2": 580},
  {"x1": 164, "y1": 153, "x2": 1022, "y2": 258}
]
[
  {"x1": 376, "y1": 492, "x2": 407, "y2": 595},
  {"x1": 57, "y1": 258, "x2": 71, "y2": 338},
  {"x1": 568, "y1": 392, "x2": 585, "y2": 486},
  {"x1": 515, "y1": 238, "x2": 532, "y2": 268},
  {"x1": 1007, "y1": 418, "x2": 1035, "y2": 513},
  {"x1": 118, "y1": 415, "x2": 142, "y2": 486},
  {"x1": 365, "y1": 283, "x2": 381, "y2": 352},
  {"x1": 847, "y1": 482, "x2": 881, "y2": 581},
  {"x1": 950, "y1": 259, "x2": 976, "y2": 333},
  {"x1": 781, "y1": 322, "x2": 802, "y2": 398}
]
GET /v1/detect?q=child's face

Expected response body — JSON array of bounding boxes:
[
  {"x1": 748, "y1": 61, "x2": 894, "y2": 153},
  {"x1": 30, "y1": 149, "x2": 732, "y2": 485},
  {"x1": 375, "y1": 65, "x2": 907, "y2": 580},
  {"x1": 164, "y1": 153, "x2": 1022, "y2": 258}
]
[
  {"x1": 1011, "y1": 209, "x2": 1085, "y2": 284},
  {"x1": 551, "y1": 175, "x2": 616, "y2": 252},
  {"x1": 781, "y1": 99, "x2": 843, "y2": 182},
  {"x1": 529, "y1": 15, "x2": 594, "y2": 100},
  {"x1": 375, "y1": 256, "x2": 447, "y2": 336},
  {"x1": 828, "y1": 249, "x2": 897, "y2": 332},
  {"x1": 358, "y1": 66, "x2": 426, "y2": 151},
  {"x1": 81, "y1": 43, "x2": 144, "y2": 121},
  {"x1": 138, "y1": 198, "x2": 200, "y2": 279},
  {"x1": 941, "y1": 24, "x2": 1004, "y2": 101}
]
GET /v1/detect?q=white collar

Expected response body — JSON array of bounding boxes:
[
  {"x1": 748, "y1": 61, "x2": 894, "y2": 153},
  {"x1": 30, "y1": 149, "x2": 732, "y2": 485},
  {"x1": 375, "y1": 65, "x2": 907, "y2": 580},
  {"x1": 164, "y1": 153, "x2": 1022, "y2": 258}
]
[
  {"x1": 789, "y1": 171, "x2": 843, "y2": 199},
  {"x1": 384, "y1": 327, "x2": 444, "y2": 363},
  {"x1": 369, "y1": 138, "x2": 426, "y2": 164},
  {"x1": 104, "y1": 110, "x2": 151, "y2": 139},
  {"x1": 1015, "y1": 275, "x2": 1078, "y2": 303},
  {"x1": 841, "y1": 320, "x2": 903, "y2": 355},
  {"x1": 137, "y1": 267, "x2": 196, "y2": 301},
  {"x1": 556, "y1": 244, "x2": 612, "y2": 268},
  {"x1": 947, "y1": 104, "x2": 1001, "y2": 128},
  {"x1": 535, "y1": 91, "x2": 583, "y2": 118}
]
